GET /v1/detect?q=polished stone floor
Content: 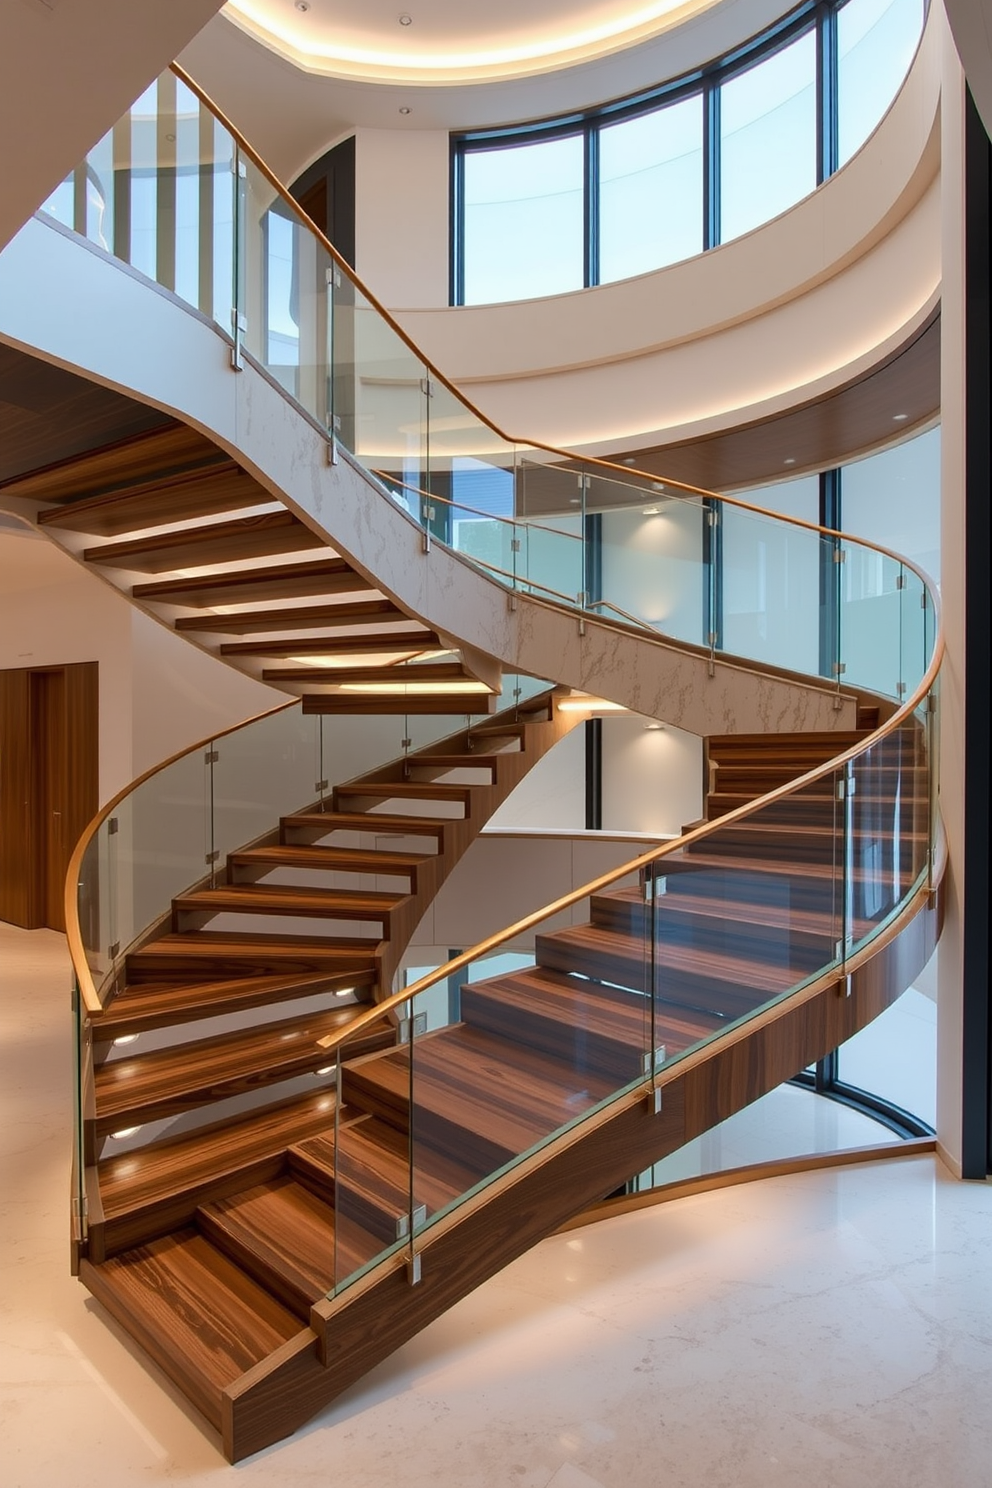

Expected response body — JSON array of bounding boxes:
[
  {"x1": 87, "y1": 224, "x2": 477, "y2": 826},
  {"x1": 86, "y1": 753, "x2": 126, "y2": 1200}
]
[{"x1": 2, "y1": 924, "x2": 990, "y2": 1487}]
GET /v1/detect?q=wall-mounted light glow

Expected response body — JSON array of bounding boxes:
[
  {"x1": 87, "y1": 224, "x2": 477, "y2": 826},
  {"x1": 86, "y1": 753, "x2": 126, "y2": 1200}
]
[
  {"x1": 558, "y1": 697, "x2": 629, "y2": 714},
  {"x1": 644, "y1": 722, "x2": 665, "y2": 731},
  {"x1": 642, "y1": 506, "x2": 660, "y2": 517}
]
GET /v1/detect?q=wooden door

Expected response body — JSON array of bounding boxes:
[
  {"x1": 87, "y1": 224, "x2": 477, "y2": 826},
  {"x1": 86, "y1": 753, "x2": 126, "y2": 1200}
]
[
  {"x1": 0, "y1": 662, "x2": 98, "y2": 930},
  {"x1": 33, "y1": 669, "x2": 67, "y2": 930}
]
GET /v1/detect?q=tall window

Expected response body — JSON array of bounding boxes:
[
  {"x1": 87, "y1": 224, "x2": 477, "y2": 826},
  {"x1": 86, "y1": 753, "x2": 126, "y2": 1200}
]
[{"x1": 453, "y1": 0, "x2": 926, "y2": 305}]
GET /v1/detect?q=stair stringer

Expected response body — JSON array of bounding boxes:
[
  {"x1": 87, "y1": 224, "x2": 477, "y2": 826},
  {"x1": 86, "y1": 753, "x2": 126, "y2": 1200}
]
[
  {"x1": 215, "y1": 873, "x2": 941, "y2": 1463},
  {"x1": 0, "y1": 214, "x2": 859, "y2": 738}
]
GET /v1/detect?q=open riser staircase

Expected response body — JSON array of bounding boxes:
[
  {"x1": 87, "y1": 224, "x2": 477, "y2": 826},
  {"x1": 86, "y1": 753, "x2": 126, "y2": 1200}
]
[{"x1": 0, "y1": 77, "x2": 941, "y2": 1462}]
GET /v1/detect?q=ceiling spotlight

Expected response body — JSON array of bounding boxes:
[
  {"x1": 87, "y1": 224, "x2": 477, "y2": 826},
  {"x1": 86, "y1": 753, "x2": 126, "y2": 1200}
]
[
  {"x1": 295, "y1": 1, "x2": 310, "y2": 10},
  {"x1": 645, "y1": 722, "x2": 665, "y2": 731},
  {"x1": 783, "y1": 457, "x2": 796, "y2": 466},
  {"x1": 399, "y1": 106, "x2": 412, "y2": 115},
  {"x1": 893, "y1": 412, "x2": 909, "y2": 421},
  {"x1": 399, "y1": 12, "x2": 413, "y2": 23},
  {"x1": 164, "y1": 132, "x2": 176, "y2": 142}
]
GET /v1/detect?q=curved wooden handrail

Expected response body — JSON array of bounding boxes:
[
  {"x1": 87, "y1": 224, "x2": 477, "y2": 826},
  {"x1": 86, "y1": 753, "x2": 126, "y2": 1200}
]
[{"x1": 64, "y1": 63, "x2": 945, "y2": 1036}]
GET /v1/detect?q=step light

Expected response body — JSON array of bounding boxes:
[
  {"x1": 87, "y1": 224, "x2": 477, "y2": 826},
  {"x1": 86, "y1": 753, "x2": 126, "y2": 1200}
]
[
  {"x1": 110, "y1": 1127, "x2": 141, "y2": 1140},
  {"x1": 112, "y1": 1034, "x2": 140, "y2": 1046}
]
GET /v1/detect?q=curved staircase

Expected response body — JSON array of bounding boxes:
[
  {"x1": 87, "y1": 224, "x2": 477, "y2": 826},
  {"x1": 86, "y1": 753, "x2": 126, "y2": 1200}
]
[{"x1": 0, "y1": 62, "x2": 943, "y2": 1463}]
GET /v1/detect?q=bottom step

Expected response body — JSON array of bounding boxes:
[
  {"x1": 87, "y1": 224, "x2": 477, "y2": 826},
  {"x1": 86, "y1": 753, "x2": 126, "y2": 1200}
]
[{"x1": 80, "y1": 1229, "x2": 304, "y2": 1430}]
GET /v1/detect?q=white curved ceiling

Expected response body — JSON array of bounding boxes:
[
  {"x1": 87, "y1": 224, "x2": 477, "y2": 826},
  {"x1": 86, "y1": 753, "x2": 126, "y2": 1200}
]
[{"x1": 223, "y1": 0, "x2": 720, "y2": 83}]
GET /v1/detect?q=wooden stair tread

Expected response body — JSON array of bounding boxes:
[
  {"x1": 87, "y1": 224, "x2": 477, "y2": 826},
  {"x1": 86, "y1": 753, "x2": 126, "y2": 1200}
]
[
  {"x1": 80, "y1": 1229, "x2": 301, "y2": 1424},
  {"x1": 230, "y1": 844, "x2": 430, "y2": 876},
  {"x1": 37, "y1": 461, "x2": 261, "y2": 536},
  {"x1": 132, "y1": 556, "x2": 369, "y2": 607},
  {"x1": 225, "y1": 629, "x2": 440, "y2": 658},
  {"x1": 599, "y1": 886, "x2": 851, "y2": 939},
  {"x1": 198, "y1": 1177, "x2": 378, "y2": 1318},
  {"x1": 0, "y1": 421, "x2": 211, "y2": 502},
  {"x1": 534, "y1": 923, "x2": 797, "y2": 1006},
  {"x1": 335, "y1": 781, "x2": 474, "y2": 802},
  {"x1": 126, "y1": 933, "x2": 379, "y2": 984},
  {"x1": 175, "y1": 598, "x2": 404, "y2": 634},
  {"x1": 302, "y1": 695, "x2": 498, "y2": 716},
  {"x1": 264, "y1": 663, "x2": 477, "y2": 687},
  {"x1": 93, "y1": 1006, "x2": 387, "y2": 1133},
  {"x1": 461, "y1": 967, "x2": 724, "y2": 1070},
  {"x1": 283, "y1": 810, "x2": 448, "y2": 838},
  {"x1": 97, "y1": 1089, "x2": 341, "y2": 1222},
  {"x1": 175, "y1": 883, "x2": 406, "y2": 920},
  {"x1": 343, "y1": 1025, "x2": 617, "y2": 1170},
  {"x1": 293, "y1": 1116, "x2": 474, "y2": 1223},
  {"x1": 94, "y1": 971, "x2": 363, "y2": 1039},
  {"x1": 86, "y1": 511, "x2": 326, "y2": 573}
]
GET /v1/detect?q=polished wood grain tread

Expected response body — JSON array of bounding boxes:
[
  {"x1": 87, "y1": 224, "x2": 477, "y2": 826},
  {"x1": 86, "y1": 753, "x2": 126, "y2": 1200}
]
[
  {"x1": 282, "y1": 810, "x2": 448, "y2": 841},
  {"x1": 93, "y1": 1006, "x2": 388, "y2": 1137},
  {"x1": 126, "y1": 932, "x2": 378, "y2": 983},
  {"x1": 87, "y1": 511, "x2": 326, "y2": 573},
  {"x1": 229, "y1": 844, "x2": 430, "y2": 883},
  {"x1": 173, "y1": 883, "x2": 405, "y2": 924},
  {"x1": 96, "y1": 1090, "x2": 343, "y2": 1230},
  {"x1": 533, "y1": 922, "x2": 796, "y2": 1014},
  {"x1": 1, "y1": 421, "x2": 211, "y2": 502},
  {"x1": 175, "y1": 598, "x2": 403, "y2": 634},
  {"x1": 263, "y1": 662, "x2": 476, "y2": 686},
  {"x1": 334, "y1": 780, "x2": 475, "y2": 804},
  {"x1": 292, "y1": 1116, "x2": 474, "y2": 1241},
  {"x1": 198, "y1": 1178, "x2": 378, "y2": 1319},
  {"x1": 460, "y1": 966, "x2": 724, "y2": 1080},
  {"x1": 94, "y1": 970, "x2": 365, "y2": 1039},
  {"x1": 131, "y1": 556, "x2": 367, "y2": 607},
  {"x1": 303, "y1": 694, "x2": 499, "y2": 716},
  {"x1": 593, "y1": 885, "x2": 856, "y2": 947},
  {"x1": 80, "y1": 1231, "x2": 303, "y2": 1426},
  {"x1": 342, "y1": 1025, "x2": 618, "y2": 1175},
  {"x1": 225, "y1": 628, "x2": 440, "y2": 658}
]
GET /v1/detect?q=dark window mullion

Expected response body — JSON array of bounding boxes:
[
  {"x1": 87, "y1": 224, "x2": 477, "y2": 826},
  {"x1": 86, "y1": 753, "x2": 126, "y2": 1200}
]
[
  {"x1": 817, "y1": 1, "x2": 839, "y2": 182},
  {"x1": 584, "y1": 124, "x2": 599, "y2": 287},
  {"x1": 450, "y1": 141, "x2": 465, "y2": 306},
  {"x1": 704, "y1": 81, "x2": 720, "y2": 250}
]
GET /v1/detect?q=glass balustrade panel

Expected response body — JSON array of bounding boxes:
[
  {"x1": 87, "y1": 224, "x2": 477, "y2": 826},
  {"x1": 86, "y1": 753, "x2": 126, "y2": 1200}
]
[
  {"x1": 423, "y1": 379, "x2": 517, "y2": 559},
  {"x1": 644, "y1": 775, "x2": 844, "y2": 1069},
  {"x1": 210, "y1": 705, "x2": 322, "y2": 869},
  {"x1": 114, "y1": 751, "x2": 212, "y2": 976},
  {"x1": 721, "y1": 487, "x2": 821, "y2": 676},
  {"x1": 839, "y1": 541, "x2": 903, "y2": 697},
  {"x1": 327, "y1": 861, "x2": 656, "y2": 1296},
  {"x1": 514, "y1": 459, "x2": 587, "y2": 604},
  {"x1": 599, "y1": 495, "x2": 707, "y2": 647},
  {"x1": 240, "y1": 157, "x2": 336, "y2": 424},
  {"x1": 898, "y1": 564, "x2": 929, "y2": 705},
  {"x1": 847, "y1": 717, "x2": 929, "y2": 957}
]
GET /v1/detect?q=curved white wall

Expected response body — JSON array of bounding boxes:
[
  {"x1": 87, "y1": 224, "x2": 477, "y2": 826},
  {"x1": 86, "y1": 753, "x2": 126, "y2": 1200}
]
[{"x1": 374, "y1": 7, "x2": 941, "y2": 457}]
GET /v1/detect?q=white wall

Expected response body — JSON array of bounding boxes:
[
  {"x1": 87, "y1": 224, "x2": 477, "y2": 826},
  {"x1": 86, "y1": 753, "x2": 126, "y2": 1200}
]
[
  {"x1": 0, "y1": 528, "x2": 281, "y2": 805},
  {"x1": 487, "y1": 713, "x2": 703, "y2": 836},
  {"x1": 354, "y1": 129, "x2": 450, "y2": 309}
]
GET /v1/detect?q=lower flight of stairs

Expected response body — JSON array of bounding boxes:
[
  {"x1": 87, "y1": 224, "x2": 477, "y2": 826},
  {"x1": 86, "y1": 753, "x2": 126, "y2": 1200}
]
[{"x1": 77, "y1": 707, "x2": 934, "y2": 1461}]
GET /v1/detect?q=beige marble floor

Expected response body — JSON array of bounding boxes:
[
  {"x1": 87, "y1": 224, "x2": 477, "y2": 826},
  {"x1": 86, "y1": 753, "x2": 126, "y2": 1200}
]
[{"x1": 2, "y1": 924, "x2": 991, "y2": 1487}]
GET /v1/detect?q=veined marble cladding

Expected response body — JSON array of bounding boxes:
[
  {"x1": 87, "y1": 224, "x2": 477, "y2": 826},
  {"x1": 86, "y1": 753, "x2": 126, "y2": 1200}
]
[
  {"x1": 0, "y1": 216, "x2": 859, "y2": 736},
  {"x1": 231, "y1": 364, "x2": 857, "y2": 736}
]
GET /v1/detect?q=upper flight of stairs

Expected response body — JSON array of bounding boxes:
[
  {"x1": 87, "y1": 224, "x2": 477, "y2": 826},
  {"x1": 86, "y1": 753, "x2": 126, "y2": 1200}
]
[
  {"x1": 0, "y1": 419, "x2": 499, "y2": 712},
  {"x1": 76, "y1": 710, "x2": 935, "y2": 1460}
]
